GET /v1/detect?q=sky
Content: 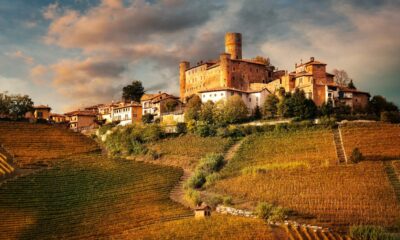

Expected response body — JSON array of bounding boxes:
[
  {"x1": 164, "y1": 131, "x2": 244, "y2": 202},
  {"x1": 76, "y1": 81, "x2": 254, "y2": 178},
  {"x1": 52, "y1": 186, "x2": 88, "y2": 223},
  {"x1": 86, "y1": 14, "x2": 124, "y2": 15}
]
[{"x1": 0, "y1": 0, "x2": 399, "y2": 113}]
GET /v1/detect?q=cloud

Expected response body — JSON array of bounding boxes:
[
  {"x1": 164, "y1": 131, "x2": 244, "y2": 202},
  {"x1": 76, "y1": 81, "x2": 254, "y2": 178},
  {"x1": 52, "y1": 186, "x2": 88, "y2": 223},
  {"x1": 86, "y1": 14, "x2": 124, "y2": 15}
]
[
  {"x1": 7, "y1": 50, "x2": 34, "y2": 65},
  {"x1": 30, "y1": 64, "x2": 49, "y2": 85},
  {"x1": 43, "y1": 2, "x2": 60, "y2": 20},
  {"x1": 50, "y1": 57, "x2": 127, "y2": 105}
]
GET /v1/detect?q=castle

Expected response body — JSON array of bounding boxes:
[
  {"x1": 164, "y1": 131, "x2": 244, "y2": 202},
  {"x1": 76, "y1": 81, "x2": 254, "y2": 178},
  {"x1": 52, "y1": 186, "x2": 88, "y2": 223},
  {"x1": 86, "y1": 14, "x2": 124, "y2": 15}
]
[{"x1": 179, "y1": 32, "x2": 370, "y2": 111}]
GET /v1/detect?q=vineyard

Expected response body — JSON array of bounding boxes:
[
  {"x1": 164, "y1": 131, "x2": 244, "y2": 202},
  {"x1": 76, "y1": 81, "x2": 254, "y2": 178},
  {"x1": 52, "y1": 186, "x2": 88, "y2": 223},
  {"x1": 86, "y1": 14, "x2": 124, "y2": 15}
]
[
  {"x1": 145, "y1": 134, "x2": 233, "y2": 170},
  {"x1": 221, "y1": 128, "x2": 337, "y2": 175},
  {"x1": 0, "y1": 153, "x2": 192, "y2": 239},
  {"x1": 0, "y1": 122, "x2": 99, "y2": 166},
  {"x1": 340, "y1": 122, "x2": 400, "y2": 160}
]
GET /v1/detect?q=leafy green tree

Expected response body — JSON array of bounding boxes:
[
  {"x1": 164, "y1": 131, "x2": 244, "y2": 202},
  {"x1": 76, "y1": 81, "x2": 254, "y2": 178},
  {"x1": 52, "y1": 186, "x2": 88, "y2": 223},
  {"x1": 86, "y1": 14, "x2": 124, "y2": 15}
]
[
  {"x1": 184, "y1": 95, "x2": 202, "y2": 122},
  {"x1": 223, "y1": 95, "x2": 248, "y2": 124},
  {"x1": 367, "y1": 95, "x2": 398, "y2": 116},
  {"x1": 0, "y1": 92, "x2": 11, "y2": 116},
  {"x1": 142, "y1": 113, "x2": 154, "y2": 124},
  {"x1": 252, "y1": 105, "x2": 262, "y2": 120},
  {"x1": 161, "y1": 99, "x2": 179, "y2": 113},
  {"x1": 262, "y1": 94, "x2": 279, "y2": 118},
  {"x1": 9, "y1": 94, "x2": 34, "y2": 119},
  {"x1": 122, "y1": 80, "x2": 145, "y2": 102},
  {"x1": 278, "y1": 89, "x2": 317, "y2": 120},
  {"x1": 319, "y1": 100, "x2": 334, "y2": 117},
  {"x1": 199, "y1": 100, "x2": 215, "y2": 124}
]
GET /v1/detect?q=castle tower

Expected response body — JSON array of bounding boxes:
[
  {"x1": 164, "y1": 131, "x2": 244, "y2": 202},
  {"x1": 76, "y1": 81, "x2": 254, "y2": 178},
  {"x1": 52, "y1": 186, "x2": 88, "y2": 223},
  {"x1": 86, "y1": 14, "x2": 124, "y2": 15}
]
[
  {"x1": 179, "y1": 61, "x2": 190, "y2": 101},
  {"x1": 220, "y1": 53, "x2": 231, "y2": 88},
  {"x1": 225, "y1": 32, "x2": 242, "y2": 60}
]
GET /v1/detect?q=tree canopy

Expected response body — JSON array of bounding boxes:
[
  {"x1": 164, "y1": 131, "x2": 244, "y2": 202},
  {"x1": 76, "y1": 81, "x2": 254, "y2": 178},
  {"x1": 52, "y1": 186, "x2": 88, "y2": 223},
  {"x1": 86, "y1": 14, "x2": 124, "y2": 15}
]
[
  {"x1": 262, "y1": 94, "x2": 279, "y2": 118},
  {"x1": 333, "y1": 69, "x2": 350, "y2": 87},
  {"x1": 122, "y1": 80, "x2": 145, "y2": 102},
  {"x1": 0, "y1": 92, "x2": 34, "y2": 119},
  {"x1": 184, "y1": 95, "x2": 202, "y2": 121}
]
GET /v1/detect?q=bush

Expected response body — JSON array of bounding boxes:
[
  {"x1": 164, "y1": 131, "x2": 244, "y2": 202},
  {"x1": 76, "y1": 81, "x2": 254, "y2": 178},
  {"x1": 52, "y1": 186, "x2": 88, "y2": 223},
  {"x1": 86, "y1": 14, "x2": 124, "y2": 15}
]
[
  {"x1": 256, "y1": 202, "x2": 289, "y2": 222},
  {"x1": 196, "y1": 153, "x2": 225, "y2": 174},
  {"x1": 350, "y1": 148, "x2": 364, "y2": 163},
  {"x1": 204, "y1": 173, "x2": 221, "y2": 187},
  {"x1": 186, "y1": 171, "x2": 207, "y2": 189},
  {"x1": 142, "y1": 124, "x2": 164, "y2": 142},
  {"x1": 350, "y1": 225, "x2": 396, "y2": 240},
  {"x1": 176, "y1": 122, "x2": 187, "y2": 134},
  {"x1": 381, "y1": 111, "x2": 400, "y2": 123},
  {"x1": 195, "y1": 121, "x2": 216, "y2": 137},
  {"x1": 223, "y1": 196, "x2": 233, "y2": 206},
  {"x1": 256, "y1": 202, "x2": 274, "y2": 220},
  {"x1": 184, "y1": 188, "x2": 201, "y2": 206},
  {"x1": 98, "y1": 124, "x2": 115, "y2": 136},
  {"x1": 142, "y1": 113, "x2": 154, "y2": 124},
  {"x1": 207, "y1": 195, "x2": 223, "y2": 208}
]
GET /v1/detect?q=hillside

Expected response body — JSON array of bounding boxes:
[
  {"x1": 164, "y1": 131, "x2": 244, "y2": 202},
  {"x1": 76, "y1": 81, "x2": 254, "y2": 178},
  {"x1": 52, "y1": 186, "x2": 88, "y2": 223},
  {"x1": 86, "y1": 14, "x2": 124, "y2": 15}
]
[
  {"x1": 0, "y1": 122, "x2": 99, "y2": 167},
  {"x1": 206, "y1": 125, "x2": 400, "y2": 230}
]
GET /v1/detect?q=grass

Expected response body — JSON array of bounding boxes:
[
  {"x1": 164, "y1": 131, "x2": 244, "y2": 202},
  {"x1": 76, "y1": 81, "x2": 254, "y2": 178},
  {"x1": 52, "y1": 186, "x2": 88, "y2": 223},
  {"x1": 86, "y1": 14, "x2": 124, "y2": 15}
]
[
  {"x1": 221, "y1": 128, "x2": 336, "y2": 176},
  {"x1": 145, "y1": 134, "x2": 233, "y2": 170},
  {"x1": 0, "y1": 153, "x2": 192, "y2": 239},
  {"x1": 212, "y1": 161, "x2": 400, "y2": 227},
  {"x1": 341, "y1": 122, "x2": 400, "y2": 160}
]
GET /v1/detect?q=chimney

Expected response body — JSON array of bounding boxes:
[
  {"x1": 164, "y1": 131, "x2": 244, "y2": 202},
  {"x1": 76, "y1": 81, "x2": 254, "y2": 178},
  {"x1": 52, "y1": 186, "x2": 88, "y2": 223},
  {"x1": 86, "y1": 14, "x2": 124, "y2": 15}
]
[{"x1": 310, "y1": 57, "x2": 314, "y2": 62}]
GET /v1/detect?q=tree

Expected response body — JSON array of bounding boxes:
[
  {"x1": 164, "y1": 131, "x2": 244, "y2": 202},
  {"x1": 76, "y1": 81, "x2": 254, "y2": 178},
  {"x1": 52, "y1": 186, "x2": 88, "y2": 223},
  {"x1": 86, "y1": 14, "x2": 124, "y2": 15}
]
[
  {"x1": 319, "y1": 100, "x2": 334, "y2": 117},
  {"x1": 367, "y1": 95, "x2": 399, "y2": 116},
  {"x1": 333, "y1": 69, "x2": 350, "y2": 87},
  {"x1": 199, "y1": 100, "x2": 215, "y2": 124},
  {"x1": 0, "y1": 92, "x2": 11, "y2": 116},
  {"x1": 253, "y1": 56, "x2": 270, "y2": 65},
  {"x1": 142, "y1": 113, "x2": 154, "y2": 124},
  {"x1": 223, "y1": 95, "x2": 248, "y2": 124},
  {"x1": 9, "y1": 94, "x2": 34, "y2": 119},
  {"x1": 347, "y1": 79, "x2": 356, "y2": 89},
  {"x1": 278, "y1": 89, "x2": 317, "y2": 120},
  {"x1": 262, "y1": 94, "x2": 279, "y2": 118},
  {"x1": 184, "y1": 95, "x2": 202, "y2": 122},
  {"x1": 161, "y1": 99, "x2": 179, "y2": 113},
  {"x1": 253, "y1": 105, "x2": 262, "y2": 120},
  {"x1": 122, "y1": 80, "x2": 145, "y2": 102}
]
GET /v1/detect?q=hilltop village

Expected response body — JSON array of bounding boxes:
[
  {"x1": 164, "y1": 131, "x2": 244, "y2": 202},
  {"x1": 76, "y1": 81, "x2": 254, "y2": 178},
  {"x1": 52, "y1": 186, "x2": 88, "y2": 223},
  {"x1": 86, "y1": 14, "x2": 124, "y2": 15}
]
[{"x1": 22, "y1": 32, "x2": 373, "y2": 131}]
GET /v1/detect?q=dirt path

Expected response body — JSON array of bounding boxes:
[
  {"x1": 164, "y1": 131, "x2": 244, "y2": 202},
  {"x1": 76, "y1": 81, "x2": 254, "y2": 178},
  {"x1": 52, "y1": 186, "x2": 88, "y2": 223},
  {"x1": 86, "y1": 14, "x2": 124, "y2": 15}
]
[{"x1": 168, "y1": 138, "x2": 246, "y2": 209}]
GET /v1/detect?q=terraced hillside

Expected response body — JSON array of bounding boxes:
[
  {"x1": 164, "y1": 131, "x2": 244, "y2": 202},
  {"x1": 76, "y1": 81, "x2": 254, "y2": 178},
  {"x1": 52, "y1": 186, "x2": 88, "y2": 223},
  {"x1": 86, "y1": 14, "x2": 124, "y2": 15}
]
[
  {"x1": 0, "y1": 153, "x2": 192, "y2": 239},
  {"x1": 210, "y1": 127, "x2": 400, "y2": 229},
  {"x1": 0, "y1": 152, "x2": 14, "y2": 178},
  {"x1": 0, "y1": 122, "x2": 99, "y2": 166},
  {"x1": 340, "y1": 122, "x2": 400, "y2": 160}
]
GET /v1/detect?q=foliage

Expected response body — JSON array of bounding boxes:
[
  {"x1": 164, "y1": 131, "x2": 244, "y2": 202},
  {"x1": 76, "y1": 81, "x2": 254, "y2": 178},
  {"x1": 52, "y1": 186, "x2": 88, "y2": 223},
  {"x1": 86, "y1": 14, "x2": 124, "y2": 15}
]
[
  {"x1": 319, "y1": 100, "x2": 334, "y2": 117},
  {"x1": 186, "y1": 171, "x2": 207, "y2": 189},
  {"x1": 256, "y1": 202, "x2": 288, "y2": 222},
  {"x1": 278, "y1": 89, "x2": 317, "y2": 120},
  {"x1": 0, "y1": 93, "x2": 34, "y2": 119},
  {"x1": 252, "y1": 105, "x2": 262, "y2": 120},
  {"x1": 334, "y1": 102, "x2": 352, "y2": 116},
  {"x1": 350, "y1": 148, "x2": 364, "y2": 163},
  {"x1": 186, "y1": 153, "x2": 225, "y2": 189},
  {"x1": 122, "y1": 80, "x2": 145, "y2": 102},
  {"x1": 223, "y1": 95, "x2": 249, "y2": 124},
  {"x1": 262, "y1": 94, "x2": 279, "y2": 118},
  {"x1": 142, "y1": 113, "x2": 154, "y2": 124},
  {"x1": 350, "y1": 225, "x2": 396, "y2": 240},
  {"x1": 368, "y1": 95, "x2": 399, "y2": 117},
  {"x1": 161, "y1": 98, "x2": 179, "y2": 113},
  {"x1": 199, "y1": 100, "x2": 215, "y2": 124},
  {"x1": 348, "y1": 79, "x2": 356, "y2": 89},
  {"x1": 195, "y1": 121, "x2": 216, "y2": 137},
  {"x1": 176, "y1": 122, "x2": 187, "y2": 134},
  {"x1": 98, "y1": 124, "x2": 116, "y2": 136},
  {"x1": 184, "y1": 95, "x2": 202, "y2": 121},
  {"x1": 223, "y1": 196, "x2": 233, "y2": 205},
  {"x1": 381, "y1": 111, "x2": 400, "y2": 123}
]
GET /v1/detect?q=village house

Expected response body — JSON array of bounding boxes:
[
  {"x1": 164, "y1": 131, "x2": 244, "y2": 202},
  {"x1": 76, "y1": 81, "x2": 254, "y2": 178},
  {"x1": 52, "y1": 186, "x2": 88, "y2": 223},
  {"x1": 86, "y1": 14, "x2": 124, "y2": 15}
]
[
  {"x1": 198, "y1": 87, "x2": 270, "y2": 112},
  {"x1": 112, "y1": 102, "x2": 142, "y2": 126},
  {"x1": 141, "y1": 92, "x2": 183, "y2": 119},
  {"x1": 33, "y1": 105, "x2": 51, "y2": 121},
  {"x1": 65, "y1": 110, "x2": 98, "y2": 132},
  {"x1": 194, "y1": 203, "x2": 211, "y2": 219},
  {"x1": 49, "y1": 113, "x2": 67, "y2": 123},
  {"x1": 98, "y1": 102, "x2": 120, "y2": 124}
]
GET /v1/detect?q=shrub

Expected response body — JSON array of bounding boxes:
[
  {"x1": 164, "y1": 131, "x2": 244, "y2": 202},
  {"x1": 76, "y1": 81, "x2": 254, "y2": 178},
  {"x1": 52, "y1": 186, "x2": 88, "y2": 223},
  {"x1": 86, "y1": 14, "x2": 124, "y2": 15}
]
[
  {"x1": 207, "y1": 195, "x2": 223, "y2": 208},
  {"x1": 176, "y1": 122, "x2": 187, "y2": 134},
  {"x1": 186, "y1": 171, "x2": 207, "y2": 189},
  {"x1": 256, "y1": 202, "x2": 274, "y2": 220},
  {"x1": 196, "y1": 153, "x2": 225, "y2": 174},
  {"x1": 184, "y1": 188, "x2": 201, "y2": 206},
  {"x1": 350, "y1": 225, "x2": 396, "y2": 240},
  {"x1": 142, "y1": 113, "x2": 154, "y2": 124},
  {"x1": 98, "y1": 124, "x2": 115, "y2": 136},
  {"x1": 223, "y1": 196, "x2": 233, "y2": 206},
  {"x1": 204, "y1": 173, "x2": 221, "y2": 187},
  {"x1": 142, "y1": 124, "x2": 164, "y2": 142},
  {"x1": 350, "y1": 148, "x2": 364, "y2": 163},
  {"x1": 268, "y1": 207, "x2": 289, "y2": 222},
  {"x1": 186, "y1": 120, "x2": 197, "y2": 133},
  {"x1": 195, "y1": 121, "x2": 216, "y2": 137},
  {"x1": 381, "y1": 111, "x2": 400, "y2": 123}
]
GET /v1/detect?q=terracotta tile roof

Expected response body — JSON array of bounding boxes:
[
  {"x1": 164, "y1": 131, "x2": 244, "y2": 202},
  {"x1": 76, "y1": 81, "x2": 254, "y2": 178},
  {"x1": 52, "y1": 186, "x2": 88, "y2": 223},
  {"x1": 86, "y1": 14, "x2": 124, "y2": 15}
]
[
  {"x1": 50, "y1": 113, "x2": 65, "y2": 117},
  {"x1": 141, "y1": 94, "x2": 158, "y2": 101},
  {"x1": 295, "y1": 72, "x2": 313, "y2": 77},
  {"x1": 113, "y1": 102, "x2": 142, "y2": 109},
  {"x1": 64, "y1": 110, "x2": 97, "y2": 117},
  {"x1": 339, "y1": 86, "x2": 370, "y2": 96}
]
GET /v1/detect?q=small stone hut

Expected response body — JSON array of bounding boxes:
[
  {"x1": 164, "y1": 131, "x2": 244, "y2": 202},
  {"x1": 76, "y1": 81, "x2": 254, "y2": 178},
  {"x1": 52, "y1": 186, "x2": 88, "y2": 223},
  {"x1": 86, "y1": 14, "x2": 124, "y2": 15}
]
[{"x1": 194, "y1": 203, "x2": 211, "y2": 219}]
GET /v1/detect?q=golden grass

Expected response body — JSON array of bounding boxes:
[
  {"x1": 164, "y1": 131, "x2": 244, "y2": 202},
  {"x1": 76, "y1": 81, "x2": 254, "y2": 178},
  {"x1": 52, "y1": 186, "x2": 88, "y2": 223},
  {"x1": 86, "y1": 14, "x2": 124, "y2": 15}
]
[
  {"x1": 146, "y1": 134, "x2": 233, "y2": 170},
  {"x1": 122, "y1": 214, "x2": 287, "y2": 240},
  {"x1": 341, "y1": 122, "x2": 400, "y2": 160},
  {"x1": 222, "y1": 129, "x2": 336, "y2": 175},
  {"x1": 213, "y1": 161, "x2": 400, "y2": 227}
]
